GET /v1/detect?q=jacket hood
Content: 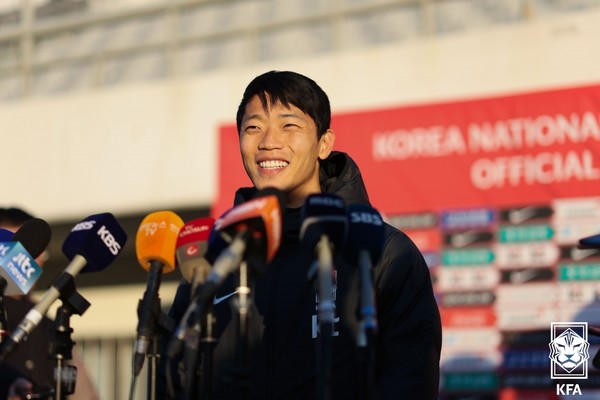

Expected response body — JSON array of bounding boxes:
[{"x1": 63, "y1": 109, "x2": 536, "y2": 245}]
[{"x1": 233, "y1": 151, "x2": 370, "y2": 207}]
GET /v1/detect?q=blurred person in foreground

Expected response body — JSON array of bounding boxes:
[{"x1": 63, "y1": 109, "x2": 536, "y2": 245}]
[
  {"x1": 161, "y1": 71, "x2": 442, "y2": 399},
  {"x1": 0, "y1": 207, "x2": 99, "y2": 400}
]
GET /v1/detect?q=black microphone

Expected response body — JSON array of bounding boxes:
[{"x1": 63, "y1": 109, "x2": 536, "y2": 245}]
[
  {"x1": 343, "y1": 204, "x2": 385, "y2": 400},
  {"x1": 0, "y1": 213, "x2": 127, "y2": 361},
  {"x1": 343, "y1": 204, "x2": 384, "y2": 340},
  {"x1": 300, "y1": 193, "x2": 348, "y2": 400},
  {"x1": 579, "y1": 233, "x2": 600, "y2": 249},
  {"x1": 300, "y1": 194, "x2": 347, "y2": 252}
]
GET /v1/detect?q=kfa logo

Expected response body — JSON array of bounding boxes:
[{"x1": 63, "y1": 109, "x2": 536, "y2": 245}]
[
  {"x1": 549, "y1": 322, "x2": 589, "y2": 396},
  {"x1": 549, "y1": 322, "x2": 589, "y2": 379}
]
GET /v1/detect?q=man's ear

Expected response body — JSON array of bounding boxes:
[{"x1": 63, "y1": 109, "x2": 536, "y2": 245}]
[{"x1": 318, "y1": 129, "x2": 335, "y2": 160}]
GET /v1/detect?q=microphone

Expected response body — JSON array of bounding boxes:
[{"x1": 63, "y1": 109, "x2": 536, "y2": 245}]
[
  {"x1": 167, "y1": 189, "x2": 283, "y2": 358},
  {"x1": 0, "y1": 218, "x2": 51, "y2": 296},
  {"x1": 579, "y1": 233, "x2": 600, "y2": 249},
  {"x1": 0, "y1": 213, "x2": 127, "y2": 361},
  {"x1": 208, "y1": 188, "x2": 282, "y2": 283},
  {"x1": 300, "y1": 193, "x2": 348, "y2": 400},
  {"x1": 132, "y1": 211, "x2": 184, "y2": 377},
  {"x1": 176, "y1": 217, "x2": 215, "y2": 293},
  {"x1": 0, "y1": 229, "x2": 13, "y2": 242},
  {"x1": 344, "y1": 204, "x2": 384, "y2": 339},
  {"x1": 344, "y1": 204, "x2": 384, "y2": 400},
  {"x1": 1, "y1": 221, "x2": 52, "y2": 344},
  {"x1": 300, "y1": 193, "x2": 347, "y2": 260}
]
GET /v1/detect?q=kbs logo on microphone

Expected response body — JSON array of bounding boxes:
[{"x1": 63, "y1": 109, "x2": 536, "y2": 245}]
[
  {"x1": 98, "y1": 225, "x2": 121, "y2": 255},
  {"x1": 549, "y1": 322, "x2": 589, "y2": 396}
]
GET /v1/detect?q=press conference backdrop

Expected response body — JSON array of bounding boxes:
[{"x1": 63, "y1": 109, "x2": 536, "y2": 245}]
[
  {"x1": 2, "y1": 0, "x2": 600, "y2": 399},
  {"x1": 216, "y1": 74, "x2": 600, "y2": 398}
]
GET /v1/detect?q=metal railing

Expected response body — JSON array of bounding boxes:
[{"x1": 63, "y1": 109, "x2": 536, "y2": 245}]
[{"x1": 3, "y1": 0, "x2": 585, "y2": 101}]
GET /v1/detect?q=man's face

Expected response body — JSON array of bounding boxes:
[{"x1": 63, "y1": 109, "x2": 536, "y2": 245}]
[{"x1": 239, "y1": 95, "x2": 334, "y2": 208}]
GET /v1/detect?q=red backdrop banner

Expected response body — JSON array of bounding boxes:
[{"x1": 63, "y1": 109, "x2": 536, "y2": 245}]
[{"x1": 214, "y1": 84, "x2": 600, "y2": 217}]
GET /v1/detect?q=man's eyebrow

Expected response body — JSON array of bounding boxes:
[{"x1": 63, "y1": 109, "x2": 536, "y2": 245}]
[
  {"x1": 278, "y1": 112, "x2": 305, "y2": 120},
  {"x1": 242, "y1": 114, "x2": 264, "y2": 122}
]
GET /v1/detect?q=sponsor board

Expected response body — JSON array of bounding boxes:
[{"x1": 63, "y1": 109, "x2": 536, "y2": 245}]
[
  {"x1": 385, "y1": 212, "x2": 437, "y2": 230},
  {"x1": 496, "y1": 307, "x2": 560, "y2": 331},
  {"x1": 498, "y1": 224, "x2": 554, "y2": 243},
  {"x1": 441, "y1": 350, "x2": 502, "y2": 372},
  {"x1": 440, "y1": 291, "x2": 496, "y2": 307},
  {"x1": 404, "y1": 228, "x2": 441, "y2": 251},
  {"x1": 436, "y1": 267, "x2": 499, "y2": 292},
  {"x1": 552, "y1": 197, "x2": 600, "y2": 222},
  {"x1": 499, "y1": 205, "x2": 554, "y2": 225},
  {"x1": 558, "y1": 263, "x2": 600, "y2": 281},
  {"x1": 495, "y1": 283, "x2": 558, "y2": 306},
  {"x1": 554, "y1": 221, "x2": 600, "y2": 245},
  {"x1": 442, "y1": 371, "x2": 499, "y2": 391},
  {"x1": 499, "y1": 267, "x2": 555, "y2": 285},
  {"x1": 495, "y1": 242, "x2": 559, "y2": 269},
  {"x1": 440, "y1": 306, "x2": 496, "y2": 328},
  {"x1": 443, "y1": 229, "x2": 495, "y2": 248},
  {"x1": 557, "y1": 282, "x2": 600, "y2": 305},
  {"x1": 559, "y1": 245, "x2": 600, "y2": 262},
  {"x1": 442, "y1": 248, "x2": 495, "y2": 266},
  {"x1": 440, "y1": 209, "x2": 496, "y2": 231},
  {"x1": 502, "y1": 330, "x2": 553, "y2": 347},
  {"x1": 442, "y1": 328, "x2": 501, "y2": 353},
  {"x1": 501, "y1": 373, "x2": 554, "y2": 389},
  {"x1": 503, "y1": 349, "x2": 553, "y2": 371}
]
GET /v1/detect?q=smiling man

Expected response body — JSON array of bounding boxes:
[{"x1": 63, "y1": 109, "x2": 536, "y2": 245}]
[{"x1": 161, "y1": 71, "x2": 442, "y2": 400}]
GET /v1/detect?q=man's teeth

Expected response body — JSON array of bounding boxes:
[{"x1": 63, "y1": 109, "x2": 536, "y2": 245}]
[{"x1": 259, "y1": 160, "x2": 289, "y2": 169}]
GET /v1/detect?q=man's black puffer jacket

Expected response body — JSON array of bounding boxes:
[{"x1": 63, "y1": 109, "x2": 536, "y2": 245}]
[{"x1": 162, "y1": 151, "x2": 442, "y2": 400}]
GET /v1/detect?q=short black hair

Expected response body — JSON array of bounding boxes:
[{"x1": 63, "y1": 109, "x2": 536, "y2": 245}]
[
  {"x1": 236, "y1": 70, "x2": 331, "y2": 138},
  {"x1": 0, "y1": 207, "x2": 35, "y2": 228}
]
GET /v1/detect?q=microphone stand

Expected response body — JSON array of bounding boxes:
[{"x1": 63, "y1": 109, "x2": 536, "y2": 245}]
[
  {"x1": 199, "y1": 306, "x2": 217, "y2": 400},
  {"x1": 0, "y1": 279, "x2": 8, "y2": 345},
  {"x1": 182, "y1": 314, "x2": 201, "y2": 400},
  {"x1": 182, "y1": 304, "x2": 218, "y2": 400},
  {"x1": 233, "y1": 260, "x2": 252, "y2": 400},
  {"x1": 146, "y1": 295, "x2": 174, "y2": 400},
  {"x1": 49, "y1": 281, "x2": 91, "y2": 400},
  {"x1": 316, "y1": 235, "x2": 334, "y2": 400},
  {"x1": 356, "y1": 251, "x2": 377, "y2": 400},
  {"x1": 131, "y1": 261, "x2": 174, "y2": 400}
]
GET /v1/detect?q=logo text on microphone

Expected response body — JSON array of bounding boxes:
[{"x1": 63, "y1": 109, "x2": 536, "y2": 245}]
[
  {"x1": 72, "y1": 220, "x2": 97, "y2": 231},
  {"x1": 98, "y1": 225, "x2": 122, "y2": 255}
]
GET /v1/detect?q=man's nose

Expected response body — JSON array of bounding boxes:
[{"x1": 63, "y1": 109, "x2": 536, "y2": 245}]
[{"x1": 259, "y1": 127, "x2": 284, "y2": 149}]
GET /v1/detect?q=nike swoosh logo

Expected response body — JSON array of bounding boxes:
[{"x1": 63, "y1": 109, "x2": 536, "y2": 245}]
[
  {"x1": 213, "y1": 291, "x2": 238, "y2": 305},
  {"x1": 571, "y1": 248, "x2": 600, "y2": 262},
  {"x1": 450, "y1": 231, "x2": 482, "y2": 248},
  {"x1": 508, "y1": 206, "x2": 537, "y2": 225},
  {"x1": 510, "y1": 269, "x2": 539, "y2": 284}
]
